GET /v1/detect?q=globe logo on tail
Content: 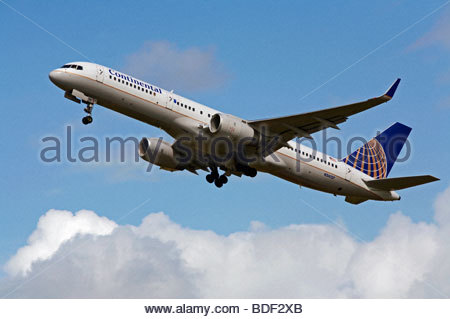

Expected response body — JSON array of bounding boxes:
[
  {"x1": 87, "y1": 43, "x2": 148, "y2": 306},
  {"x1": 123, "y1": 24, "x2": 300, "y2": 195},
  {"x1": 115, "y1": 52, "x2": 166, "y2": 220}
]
[{"x1": 344, "y1": 139, "x2": 387, "y2": 179}]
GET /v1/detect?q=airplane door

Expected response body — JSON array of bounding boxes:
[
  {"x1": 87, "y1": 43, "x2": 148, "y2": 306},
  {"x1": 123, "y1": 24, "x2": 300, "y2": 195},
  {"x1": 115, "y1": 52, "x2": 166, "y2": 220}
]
[
  {"x1": 345, "y1": 166, "x2": 352, "y2": 181},
  {"x1": 96, "y1": 65, "x2": 104, "y2": 82},
  {"x1": 166, "y1": 92, "x2": 174, "y2": 110}
]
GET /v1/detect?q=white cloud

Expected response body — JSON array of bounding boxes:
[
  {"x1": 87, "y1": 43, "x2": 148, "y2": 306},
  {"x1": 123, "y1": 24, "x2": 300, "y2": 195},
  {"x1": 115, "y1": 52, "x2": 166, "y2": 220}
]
[
  {"x1": 346, "y1": 213, "x2": 439, "y2": 297},
  {"x1": 2, "y1": 186, "x2": 450, "y2": 298},
  {"x1": 123, "y1": 41, "x2": 229, "y2": 92},
  {"x1": 4, "y1": 210, "x2": 117, "y2": 277}
]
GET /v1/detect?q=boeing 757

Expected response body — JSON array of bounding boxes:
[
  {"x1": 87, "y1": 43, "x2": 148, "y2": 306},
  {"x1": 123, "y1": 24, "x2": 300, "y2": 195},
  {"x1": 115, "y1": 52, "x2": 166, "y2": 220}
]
[{"x1": 49, "y1": 62, "x2": 438, "y2": 204}]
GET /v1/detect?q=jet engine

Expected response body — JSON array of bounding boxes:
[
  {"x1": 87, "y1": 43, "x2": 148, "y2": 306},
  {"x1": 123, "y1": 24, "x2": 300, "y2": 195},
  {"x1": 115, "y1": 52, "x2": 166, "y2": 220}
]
[
  {"x1": 138, "y1": 138, "x2": 180, "y2": 171},
  {"x1": 209, "y1": 113, "x2": 256, "y2": 142}
]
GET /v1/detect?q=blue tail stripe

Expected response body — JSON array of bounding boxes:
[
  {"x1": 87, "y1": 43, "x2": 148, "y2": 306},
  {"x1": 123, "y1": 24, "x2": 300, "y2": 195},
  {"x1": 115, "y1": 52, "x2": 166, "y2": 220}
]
[{"x1": 375, "y1": 122, "x2": 411, "y2": 176}]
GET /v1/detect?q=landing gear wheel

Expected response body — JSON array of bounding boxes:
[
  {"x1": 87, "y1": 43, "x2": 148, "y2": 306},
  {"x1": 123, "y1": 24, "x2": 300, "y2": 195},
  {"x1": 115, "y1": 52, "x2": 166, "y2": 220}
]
[
  {"x1": 206, "y1": 174, "x2": 215, "y2": 184},
  {"x1": 219, "y1": 175, "x2": 228, "y2": 184},
  {"x1": 214, "y1": 179, "x2": 223, "y2": 188},
  {"x1": 82, "y1": 115, "x2": 93, "y2": 125},
  {"x1": 211, "y1": 171, "x2": 219, "y2": 180},
  {"x1": 82, "y1": 102, "x2": 94, "y2": 125},
  {"x1": 248, "y1": 168, "x2": 257, "y2": 178}
]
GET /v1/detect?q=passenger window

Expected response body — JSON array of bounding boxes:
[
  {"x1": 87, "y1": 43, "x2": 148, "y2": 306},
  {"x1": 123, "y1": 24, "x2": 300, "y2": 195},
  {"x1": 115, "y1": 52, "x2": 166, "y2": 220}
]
[
  {"x1": 208, "y1": 114, "x2": 211, "y2": 117},
  {"x1": 193, "y1": 108, "x2": 195, "y2": 112},
  {"x1": 200, "y1": 111, "x2": 203, "y2": 114},
  {"x1": 114, "y1": 77, "x2": 116, "y2": 81}
]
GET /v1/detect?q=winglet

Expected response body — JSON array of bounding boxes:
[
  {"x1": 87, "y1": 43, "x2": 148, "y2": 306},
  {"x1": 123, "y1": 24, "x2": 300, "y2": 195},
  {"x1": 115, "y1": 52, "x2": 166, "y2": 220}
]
[{"x1": 384, "y1": 78, "x2": 401, "y2": 99}]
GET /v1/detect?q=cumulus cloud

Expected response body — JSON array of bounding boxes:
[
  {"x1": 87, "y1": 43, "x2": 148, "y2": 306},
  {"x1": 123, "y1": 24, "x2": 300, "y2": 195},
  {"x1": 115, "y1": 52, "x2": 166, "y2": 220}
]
[
  {"x1": 411, "y1": 9, "x2": 450, "y2": 51},
  {"x1": 2, "y1": 187, "x2": 450, "y2": 298},
  {"x1": 123, "y1": 41, "x2": 229, "y2": 92},
  {"x1": 4, "y1": 210, "x2": 117, "y2": 277}
]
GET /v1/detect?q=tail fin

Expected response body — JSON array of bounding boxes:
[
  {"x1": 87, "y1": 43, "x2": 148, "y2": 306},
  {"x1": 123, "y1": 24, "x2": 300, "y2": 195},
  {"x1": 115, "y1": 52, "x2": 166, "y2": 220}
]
[{"x1": 342, "y1": 122, "x2": 412, "y2": 179}]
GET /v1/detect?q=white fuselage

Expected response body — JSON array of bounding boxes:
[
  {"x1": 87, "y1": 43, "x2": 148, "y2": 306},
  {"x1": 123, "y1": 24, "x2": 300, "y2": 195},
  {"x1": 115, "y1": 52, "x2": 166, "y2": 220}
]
[{"x1": 49, "y1": 62, "x2": 400, "y2": 202}]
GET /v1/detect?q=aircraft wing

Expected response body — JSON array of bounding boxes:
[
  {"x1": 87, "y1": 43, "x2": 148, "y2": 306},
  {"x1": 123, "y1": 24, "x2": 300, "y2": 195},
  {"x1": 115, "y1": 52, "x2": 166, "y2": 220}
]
[{"x1": 248, "y1": 79, "x2": 401, "y2": 152}]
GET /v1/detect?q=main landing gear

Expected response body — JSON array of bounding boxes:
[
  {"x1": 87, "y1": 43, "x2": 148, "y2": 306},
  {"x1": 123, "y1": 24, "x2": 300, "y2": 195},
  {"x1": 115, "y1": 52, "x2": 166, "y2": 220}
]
[
  {"x1": 82, "y1": 103, "x2": 94, "y2": 125},
  {"x1": 206, "y1": 167, "x2": 228, "y2": 188}
]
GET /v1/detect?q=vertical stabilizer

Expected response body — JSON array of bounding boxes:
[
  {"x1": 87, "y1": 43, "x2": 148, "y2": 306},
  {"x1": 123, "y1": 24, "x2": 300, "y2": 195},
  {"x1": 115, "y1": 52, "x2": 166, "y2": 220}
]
[{"x1": 342, "y1": 122, "x2": 412, "y2": 179}]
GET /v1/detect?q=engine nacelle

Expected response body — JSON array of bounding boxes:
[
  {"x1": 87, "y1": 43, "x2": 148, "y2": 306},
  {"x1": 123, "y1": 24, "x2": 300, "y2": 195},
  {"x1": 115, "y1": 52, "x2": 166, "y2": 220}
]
[
  {"x1": 138, "y1": 138, "x2": 179, "y2": 171},
  {"x1": 209, "y1": 113, "x2": 256, "y2": 141}
]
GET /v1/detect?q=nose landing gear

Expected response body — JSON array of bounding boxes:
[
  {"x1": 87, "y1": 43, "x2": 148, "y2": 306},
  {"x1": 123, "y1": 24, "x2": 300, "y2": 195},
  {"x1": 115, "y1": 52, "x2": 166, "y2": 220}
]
[
  {"x1": 65, "y1": 89, "x2": 96, "y2": 126},
  {"x1": 82, "y1": 103, "x2": 94, "y2": 125}
]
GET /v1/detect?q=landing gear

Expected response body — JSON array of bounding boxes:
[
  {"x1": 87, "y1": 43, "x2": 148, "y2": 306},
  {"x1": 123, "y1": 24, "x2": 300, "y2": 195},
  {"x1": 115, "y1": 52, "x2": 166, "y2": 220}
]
[
  {"x1": 218, "y1": 175, "x2": 228, "y2": 184},
  {"x1": 236, "y1": 162, "x2": 257, "y2": 177},
  {"x1": 206, "y1": 166, "x2": 228, "y2": 188},
  {"x1": 213, "y1": 174, "x2": 228, "y2": 188},
  {"x1": 82, "y1": 102, "x2": 94, "y2": 125},
  {"x1": 82, "y1": 115, "x2": 93, "y2": 125},
  {"x1": 206, "y1": 174, "x2": 215, "y2": 183},
  {"x1": 214, "y1": 178, "x2": 223, "y2": 188}
]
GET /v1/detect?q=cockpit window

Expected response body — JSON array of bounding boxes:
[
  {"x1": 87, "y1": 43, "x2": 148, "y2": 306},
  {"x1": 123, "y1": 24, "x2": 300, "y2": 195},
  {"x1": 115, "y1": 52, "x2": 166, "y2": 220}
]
[{"x1": 60, "y1": 64, "x2": 83, "y2": 70}]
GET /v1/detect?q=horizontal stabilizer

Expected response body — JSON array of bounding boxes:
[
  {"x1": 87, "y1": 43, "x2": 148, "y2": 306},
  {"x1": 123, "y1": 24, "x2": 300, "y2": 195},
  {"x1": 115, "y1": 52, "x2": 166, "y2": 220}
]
[{"x1": 364, "y1": 175, "x2": 439, "y2": 191}]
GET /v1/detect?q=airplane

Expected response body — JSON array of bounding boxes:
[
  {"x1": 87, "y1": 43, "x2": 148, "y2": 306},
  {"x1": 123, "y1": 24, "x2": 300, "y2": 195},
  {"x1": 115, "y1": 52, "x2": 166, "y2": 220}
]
[{"x1": 49, "y1": 62, "x2": 439, "y2": 204}]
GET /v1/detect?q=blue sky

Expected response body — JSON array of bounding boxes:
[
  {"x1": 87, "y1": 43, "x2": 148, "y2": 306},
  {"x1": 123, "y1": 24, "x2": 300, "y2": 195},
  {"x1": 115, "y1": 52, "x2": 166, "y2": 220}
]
[{"x1": 1, "y1": 0, "x2": 450, "y2": 295}]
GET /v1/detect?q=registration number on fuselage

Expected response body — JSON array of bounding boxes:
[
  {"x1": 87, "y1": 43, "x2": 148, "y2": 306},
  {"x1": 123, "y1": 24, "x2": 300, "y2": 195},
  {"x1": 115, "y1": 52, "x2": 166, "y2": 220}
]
[{"x1": 324, "y1": 173, "x2": 335, "y2": 179}]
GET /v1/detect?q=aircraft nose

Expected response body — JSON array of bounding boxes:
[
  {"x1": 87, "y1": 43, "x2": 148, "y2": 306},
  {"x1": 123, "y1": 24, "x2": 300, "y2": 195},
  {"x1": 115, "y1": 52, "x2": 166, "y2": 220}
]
[{"x1": 48, "y1": 70, "x2": 60, "y2": 84}]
